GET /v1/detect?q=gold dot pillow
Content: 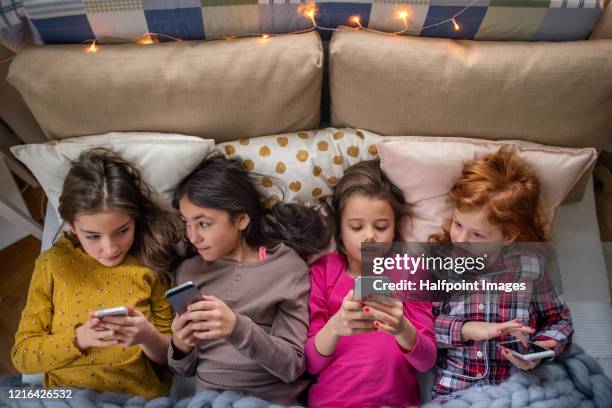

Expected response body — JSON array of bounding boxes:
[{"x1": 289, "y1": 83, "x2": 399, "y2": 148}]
[{"x1": 216, "y1": 128, "x2": 381, "y2": 204}]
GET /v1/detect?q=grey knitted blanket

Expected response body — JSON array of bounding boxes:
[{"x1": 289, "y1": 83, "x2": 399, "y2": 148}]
[
  {"x1": 1, "y1": 345, "x2": 610, "y2": 407},
  {"x1": 424, "y1": 345, "x2": 612, "y2": 408}
]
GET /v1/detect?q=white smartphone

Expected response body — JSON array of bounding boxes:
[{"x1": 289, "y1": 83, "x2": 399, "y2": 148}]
[
  {"x1": 499, "y1": 339, "x2": 555, "y2": 361},
  {"x1": 165, "y1": 281, "x2": 201, "y2": 314},
  {"x1": 354, "y1": 276, "x2": 393, "y2": 301},
  {"x1": 94, "y1": 306, "x2": 129, "y2": 318}
]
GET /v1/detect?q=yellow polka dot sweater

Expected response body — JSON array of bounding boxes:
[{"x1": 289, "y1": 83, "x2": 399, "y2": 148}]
[{"x1": 11, "y1": 235, "x2": 173, "y2": 399}]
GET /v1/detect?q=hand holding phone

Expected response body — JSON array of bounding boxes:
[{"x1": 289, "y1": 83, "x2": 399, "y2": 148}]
[{"x1": 499, "y1": 339, "x2": 554, "y2": 361}]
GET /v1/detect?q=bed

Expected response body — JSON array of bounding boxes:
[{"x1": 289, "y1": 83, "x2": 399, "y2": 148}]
[{"x1": 3, "y1": 3, "x2": 612, "y2": 405}]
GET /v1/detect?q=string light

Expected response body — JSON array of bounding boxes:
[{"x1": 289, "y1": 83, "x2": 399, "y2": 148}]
[
  {"x1": 81, "y1": 0, "x2": 479, "y2": 53},
  {"x1": 452, "y1": 18, "x2": 460, "y2": 31},
  {"x1": 86, "y1": 40, "x2": 98, "y2": 53},
  {"x1": 135, "y1": 33, "x2": 156, "y2": 45}
]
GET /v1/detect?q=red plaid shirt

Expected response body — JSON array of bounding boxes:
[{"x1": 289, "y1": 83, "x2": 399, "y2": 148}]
[{"x1": 432, "y1": 246, "x2": 573, "y2": 397}]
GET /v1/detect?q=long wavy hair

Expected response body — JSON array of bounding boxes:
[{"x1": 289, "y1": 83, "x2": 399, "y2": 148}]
[
  {"x1": 173, "y1": 154, "x2": 331, "y2": 260},
  {"x1": 59, "y1": 148, "x2": 180, "y2": 282},
  {"x1": 429, "y1": 147, "x2": 547, "y2": 243}
]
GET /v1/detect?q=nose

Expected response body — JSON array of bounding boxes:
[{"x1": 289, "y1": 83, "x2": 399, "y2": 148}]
[
  {"x1": 363, "y1": 227, "x2": 377, "y2": 242},
  {"x1": 187, "y1": 224, "x2": 203, "y2": 244},
  {"x1": 102, "y1": 238, "x2": 121, "y2": 257},
  {"x1": 455, "y1": 230, "x2": 469, "y2": 243}
]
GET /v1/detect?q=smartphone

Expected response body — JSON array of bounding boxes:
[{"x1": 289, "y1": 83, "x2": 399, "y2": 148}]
[
  {"x1": 94, "y1": 306, "x2": 129, "y2": 318},
  {"x1": 499, "y1": 339, "x2": 555, "y2": 361},
  {"x1": 165, "y1": 281, "x2": 201, "y2": 314},
  {"x1": 354, "y1": 276, "x2": 393, "y2": 301}
]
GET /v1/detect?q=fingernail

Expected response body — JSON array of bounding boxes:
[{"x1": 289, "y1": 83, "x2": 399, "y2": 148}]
[
  {"x1": 374, "y1": 321, "x2": 380, "y2": 327},
  {"x1": 363, "y1": 307, "x2": 370, "y2": 312}
]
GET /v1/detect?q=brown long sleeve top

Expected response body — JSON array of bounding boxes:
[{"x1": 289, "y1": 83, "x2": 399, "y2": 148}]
[{"x1": 167, "y1": 243, "x2": 310, "y2": 405}]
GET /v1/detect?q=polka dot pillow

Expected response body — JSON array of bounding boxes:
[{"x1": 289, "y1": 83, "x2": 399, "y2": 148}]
[{"x1": 216, "y1": 128, "x2": 381, "y2": 204}]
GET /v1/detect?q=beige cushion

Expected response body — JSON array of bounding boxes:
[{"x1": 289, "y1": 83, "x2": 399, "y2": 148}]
[
  {"x1": 216, "y1": 127, "x2": 380, "y2": 204},
  {"x1": 590, "y1": 0, "x2": 612, "y2": 39},
  {"x1": 330, "y1": 27, "x2": 612, "y2": 152},
  {"x1": 10, "y1": 133, "x2": 215, "y2": 221},
  {"x1": 377, "y1": 136, "x2": 598, "y2": 242},
  {"x1": 8, "y1": 32, "x2": 323, "y2": 142}
]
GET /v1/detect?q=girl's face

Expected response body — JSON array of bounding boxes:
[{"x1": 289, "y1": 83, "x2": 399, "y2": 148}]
[
  {"x1": 71, "y1": 210, "x2": 135, "y2": 267},
  {"x1": 341, "y1": 195, "x2": 395, "y2": 270},
  {"x1": 179, "y1": 197, "x2": 248, "y2": 262},
  {"x1": 450, "y1": 207, "x2": 506, "y2": 243}
]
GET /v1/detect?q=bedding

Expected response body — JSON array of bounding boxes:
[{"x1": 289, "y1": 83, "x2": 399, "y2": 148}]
[
  {"x1": 0, "y1": 0, "x2": 604, "y2": 53},
  {"x1": 377, "y1": 136, "x2": 597, "y2": 242},
  {"x1": 10, "y1": 132, "x2": 215, "y2": 220},
  {"x1": 6, "y1": 32, "x2": 323, "y2": 141}
]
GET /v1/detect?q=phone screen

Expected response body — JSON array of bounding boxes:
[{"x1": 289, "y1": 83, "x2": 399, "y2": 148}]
[{"x1": 502, "y1": 340, "x2": 549, "y2": 355}]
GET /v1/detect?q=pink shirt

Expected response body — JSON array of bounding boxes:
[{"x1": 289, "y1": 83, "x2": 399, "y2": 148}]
[{"x1": 305, "y1": 253, "x2": 437, "y2": 408}]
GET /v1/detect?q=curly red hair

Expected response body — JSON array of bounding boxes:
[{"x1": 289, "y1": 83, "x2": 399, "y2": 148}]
[{"x1": 429, "y1": 147, "x2": 548, "y2": 243}]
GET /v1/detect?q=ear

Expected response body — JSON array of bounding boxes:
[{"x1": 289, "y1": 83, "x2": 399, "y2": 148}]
[
  {"x1": 234, "y1": 213, "x2": 251, "y2": 231},
  {"x1": 68, "y1": 223, "x2": 76, "y2": 234}
]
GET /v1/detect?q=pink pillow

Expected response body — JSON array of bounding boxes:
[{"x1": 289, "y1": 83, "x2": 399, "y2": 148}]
[{"x1": 377, "y1": 136, "x2": 598, "y2": 242}]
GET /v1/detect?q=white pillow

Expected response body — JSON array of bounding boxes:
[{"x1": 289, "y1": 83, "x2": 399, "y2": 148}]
[
  {"x1": 216, "y1": 127, "x2": 381, "y2": 205},
  {"x1": 11, "y1": 133, "x2": 215, "y2": 221}
]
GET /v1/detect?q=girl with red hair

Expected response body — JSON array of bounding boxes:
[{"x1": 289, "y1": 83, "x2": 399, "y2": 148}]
[{"x1": 430, "y1": 147, "x2": 573, "y2": 398}]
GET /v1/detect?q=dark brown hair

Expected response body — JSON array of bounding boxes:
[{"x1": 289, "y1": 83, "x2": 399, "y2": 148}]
[
  {"x1": 59, "y1": 148, "x2": 180, "y2": 282},
  {"x1": 332, "y1": 159, "x2": 410, "y2": 255},
  {"x1": 428, "y1": 147, "x2": 547, "y2": 243},
  {"x1": 173, "y1": 154, "x2": 331, "y2": 260}
]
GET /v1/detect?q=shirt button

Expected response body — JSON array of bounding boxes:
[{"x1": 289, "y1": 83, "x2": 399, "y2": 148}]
[
  {"x1": 478, "y1": 304, "x2": 485, "y2": 310},
  {"x1": 235, "y1": 275, "x2": 241, "y2": 281},
  {"x1": 476, "y1": 351, "x2": 483, "y2": 358}
]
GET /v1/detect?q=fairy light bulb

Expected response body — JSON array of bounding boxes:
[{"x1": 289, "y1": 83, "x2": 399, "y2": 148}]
[
  {"x1": 86, "y1": 40, "x2": 98, "y2": 53},
  {"x1": 452, "y1": 18, "x2": 460, "y2": 31},
  {"x1": 351, "y1": 15, "x2": 363, "y2": 28}
]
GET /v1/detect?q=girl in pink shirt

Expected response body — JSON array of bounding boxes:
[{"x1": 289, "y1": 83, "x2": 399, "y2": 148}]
[{"x1": 306, "y1": 160, "x2": 437, "y2": 408}]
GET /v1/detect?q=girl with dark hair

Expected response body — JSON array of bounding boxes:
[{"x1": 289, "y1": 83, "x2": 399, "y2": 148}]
[
  {"x1": 12, "y1": 148, "x2": 180, "y2": 399},
  {"x1": 305, "y1": 160, "x2": 437, "y2": 407},
  {"x1": 168, "y1": 154, "x2": 331, "y2": 405}
]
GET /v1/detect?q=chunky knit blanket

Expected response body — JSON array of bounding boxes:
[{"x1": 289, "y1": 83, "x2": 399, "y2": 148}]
[
  {"x1": 424, "y1": 345, "x2": 612, "y2": 408},
  {"x1": 1, "y1": 345, "x2": 610, "y2": 408}
]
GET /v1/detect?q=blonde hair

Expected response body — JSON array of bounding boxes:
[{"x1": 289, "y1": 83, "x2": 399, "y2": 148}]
[{"x1": 429, "y1": 147, "x2": 547, "y2": 243}]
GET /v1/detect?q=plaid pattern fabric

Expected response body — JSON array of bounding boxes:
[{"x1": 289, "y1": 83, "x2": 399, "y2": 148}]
[
  {"x1": 0, "y1": 0, "x2": 25, "y2": 51},
  {"x1": 0, "y1": 0, "x2": 604, "y2": 49},
  {"x1": 432, "y1": 247, "x2": 574, "y2": 398}
]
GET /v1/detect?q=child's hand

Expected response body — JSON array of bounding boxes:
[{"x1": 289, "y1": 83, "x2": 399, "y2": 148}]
[
  {"x1": 75, "y1": 316, "x2": 117, "y2": 350},
  {"x1": 182, "y1": 295, "x2": 237, "y2": 341},
  {"x1": 171, "y1": 313, "x2": 198, "y2": 354},
  {"x1": 500, "y1": 339, "x2": 557, "y2": 371},
  {"x1": 96, "y1": 307, "x2": 154, "y2": 347},
  {"x1": 363, "y1": 299, "x2": 417, "y2": 350},
  {"x1": 330, "y1": 290, "x2": 376, "y2": 337},
  {"x1": 461, "y1": 319, "x2": 535, "y2": 342}
]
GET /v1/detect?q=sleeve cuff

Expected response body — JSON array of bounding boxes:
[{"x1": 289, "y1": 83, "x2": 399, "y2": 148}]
[
  {"x1": 305, "y1": 337, "x2": 332, "y2": 374},
  {"x1": 449, "y1": 317, "x2": 468, "y2": 347},
  {"x1": 57, "y1": 325, "x2": 85, "y2": 360},
  {"x1": 226, "y1": 312, "x2": 252, "y2": 350},
  {"x1": 168, "y1": 340, "x2": 197, "y2": 362}
]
